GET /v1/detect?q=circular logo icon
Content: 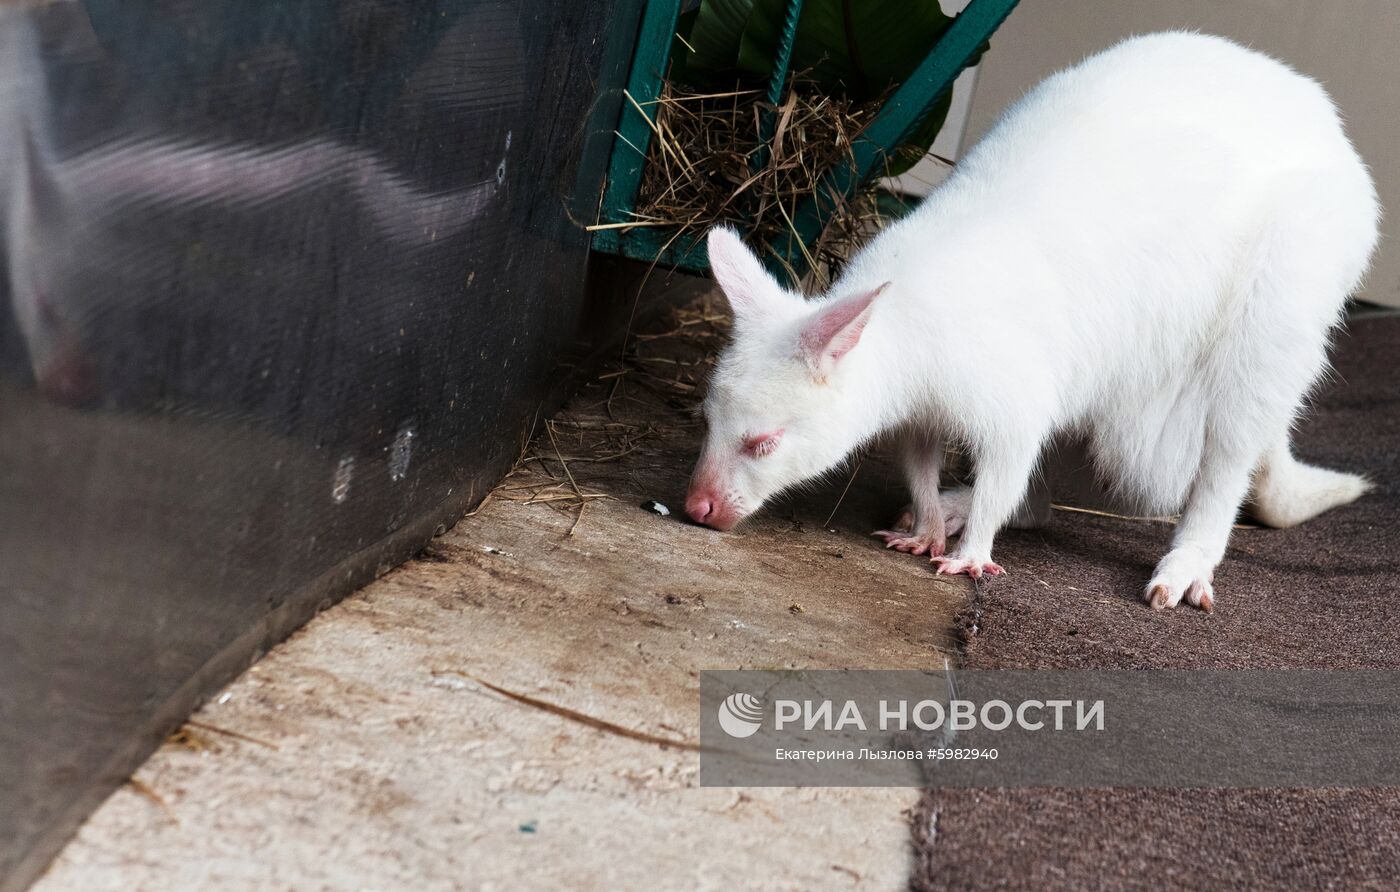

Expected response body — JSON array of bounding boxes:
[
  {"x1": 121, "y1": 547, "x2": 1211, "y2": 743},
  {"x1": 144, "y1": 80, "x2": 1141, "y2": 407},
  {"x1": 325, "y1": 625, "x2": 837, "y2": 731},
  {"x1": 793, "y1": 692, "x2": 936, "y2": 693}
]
[{"x1": 717, "y1": 692, "x2": 764, "y2": 738}]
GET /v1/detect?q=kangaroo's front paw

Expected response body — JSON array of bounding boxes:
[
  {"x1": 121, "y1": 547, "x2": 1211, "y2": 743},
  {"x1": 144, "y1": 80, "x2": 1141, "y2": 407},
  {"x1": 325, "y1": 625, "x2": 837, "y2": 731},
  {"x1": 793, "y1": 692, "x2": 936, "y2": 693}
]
[
  {"x1": 931, "y1": 555, "x2": 1005, "y2": 579},
  {"x1": 1145, "y1": 548, "x2": 1215, "y2": 613},
  {"x1": 873, "y1": 529, "x2": 946, "y2": 557}
]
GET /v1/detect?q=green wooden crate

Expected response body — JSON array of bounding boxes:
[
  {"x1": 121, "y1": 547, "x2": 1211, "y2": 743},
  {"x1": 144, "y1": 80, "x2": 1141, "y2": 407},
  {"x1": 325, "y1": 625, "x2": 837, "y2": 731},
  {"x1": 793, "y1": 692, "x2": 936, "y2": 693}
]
[{"x1": 590, "y1": 0, "x2": 1022, "y2": 283}]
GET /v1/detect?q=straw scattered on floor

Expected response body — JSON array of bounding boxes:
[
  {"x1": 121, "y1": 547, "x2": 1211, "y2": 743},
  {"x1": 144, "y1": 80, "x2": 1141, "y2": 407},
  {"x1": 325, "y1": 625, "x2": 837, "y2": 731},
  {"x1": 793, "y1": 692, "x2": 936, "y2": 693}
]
[{"x1": 480, "y1": 297, "x2": 732, "y2": 532}]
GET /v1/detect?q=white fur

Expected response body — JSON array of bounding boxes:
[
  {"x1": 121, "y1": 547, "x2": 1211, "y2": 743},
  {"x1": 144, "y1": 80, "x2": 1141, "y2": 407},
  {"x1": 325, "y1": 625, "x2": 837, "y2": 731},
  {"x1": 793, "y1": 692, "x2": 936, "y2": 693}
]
[{"x1": 691, "y1": 33, "x2": 1380, "y2": 609}]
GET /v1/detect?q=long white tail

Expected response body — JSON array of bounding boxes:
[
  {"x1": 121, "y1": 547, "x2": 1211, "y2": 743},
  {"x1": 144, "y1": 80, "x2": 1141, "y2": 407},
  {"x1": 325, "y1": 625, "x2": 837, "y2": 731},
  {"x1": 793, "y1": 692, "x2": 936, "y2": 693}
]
[{"x1": 1248, "y1": 436, "x2": 1372, "y2": 528}]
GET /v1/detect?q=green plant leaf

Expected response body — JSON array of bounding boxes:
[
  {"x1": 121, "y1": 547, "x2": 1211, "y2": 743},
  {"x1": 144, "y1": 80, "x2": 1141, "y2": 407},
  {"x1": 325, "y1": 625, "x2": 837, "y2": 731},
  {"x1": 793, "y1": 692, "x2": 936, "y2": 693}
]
[
  {"x1": 871, "y1": 187, "x2": 916, "y2": 222},
  {"x1": 684, "y1": 0, "x2": 757, "y2": 78}
]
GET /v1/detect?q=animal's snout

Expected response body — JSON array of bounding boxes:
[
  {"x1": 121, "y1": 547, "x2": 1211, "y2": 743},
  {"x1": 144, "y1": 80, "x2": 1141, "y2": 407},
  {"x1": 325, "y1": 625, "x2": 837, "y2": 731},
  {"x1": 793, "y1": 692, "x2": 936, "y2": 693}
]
[
  {"x1": 685, "y1": 483, "x2": 740, "y2": 531},
  {"x1": 685, "y1": 493, "x2": 715, "y2": 524}
]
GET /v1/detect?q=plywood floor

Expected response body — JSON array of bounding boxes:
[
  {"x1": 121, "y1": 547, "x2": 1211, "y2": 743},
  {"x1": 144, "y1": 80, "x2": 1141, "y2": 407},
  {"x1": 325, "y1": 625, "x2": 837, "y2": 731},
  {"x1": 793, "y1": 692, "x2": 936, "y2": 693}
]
[{"x1": 35, "y1": 293, "x2": 968, "y2": 891}]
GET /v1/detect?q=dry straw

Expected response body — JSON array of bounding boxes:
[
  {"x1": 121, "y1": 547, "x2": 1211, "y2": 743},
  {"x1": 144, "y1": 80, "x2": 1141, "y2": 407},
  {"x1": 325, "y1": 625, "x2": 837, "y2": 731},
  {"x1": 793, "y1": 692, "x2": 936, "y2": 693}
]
[{"x1": 627, "y1": 76, "x2": 910, "y2": 290}]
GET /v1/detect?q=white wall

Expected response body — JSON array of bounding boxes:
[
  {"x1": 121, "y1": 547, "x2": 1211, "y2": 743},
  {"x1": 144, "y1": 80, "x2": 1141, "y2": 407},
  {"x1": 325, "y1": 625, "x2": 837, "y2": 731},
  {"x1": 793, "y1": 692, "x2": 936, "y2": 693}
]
[{"x1": 962, "y1": 0, "x2": 1400, "y2": 306}]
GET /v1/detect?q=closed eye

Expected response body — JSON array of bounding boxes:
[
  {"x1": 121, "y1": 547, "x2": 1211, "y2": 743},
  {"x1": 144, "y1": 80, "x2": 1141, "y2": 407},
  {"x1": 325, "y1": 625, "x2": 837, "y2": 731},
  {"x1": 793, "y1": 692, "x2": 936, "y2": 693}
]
[{"x1": 742, "y1": 430, "x2": 783, "y2": 457}]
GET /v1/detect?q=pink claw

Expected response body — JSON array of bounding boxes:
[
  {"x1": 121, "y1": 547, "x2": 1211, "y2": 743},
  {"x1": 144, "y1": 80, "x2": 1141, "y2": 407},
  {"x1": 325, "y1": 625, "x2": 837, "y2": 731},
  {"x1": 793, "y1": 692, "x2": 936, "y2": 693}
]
[
  {"x1": 931, "y1": 556, "x2": 1005, "y2": 578},
  {"x1": 872, "y1": 530, "x2": 946, "y2": 557}
]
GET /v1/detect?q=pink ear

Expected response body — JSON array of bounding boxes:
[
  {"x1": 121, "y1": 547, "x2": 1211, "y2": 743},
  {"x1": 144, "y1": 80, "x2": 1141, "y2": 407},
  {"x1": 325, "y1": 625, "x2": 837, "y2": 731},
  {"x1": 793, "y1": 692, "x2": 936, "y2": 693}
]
[
  {"x1": 799, "y1": 283, "x2": 889, "y2": 374},
  {"x1": 707, "y1": 227, "x2": 776, "y2": 322}
]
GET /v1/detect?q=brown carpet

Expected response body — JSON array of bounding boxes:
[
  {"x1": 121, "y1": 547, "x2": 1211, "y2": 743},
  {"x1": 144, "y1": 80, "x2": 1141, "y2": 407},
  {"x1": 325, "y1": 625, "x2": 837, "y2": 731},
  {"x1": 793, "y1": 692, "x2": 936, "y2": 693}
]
[{"x1": 911, "y1": 315, "x2": 1400, "y2": 891}]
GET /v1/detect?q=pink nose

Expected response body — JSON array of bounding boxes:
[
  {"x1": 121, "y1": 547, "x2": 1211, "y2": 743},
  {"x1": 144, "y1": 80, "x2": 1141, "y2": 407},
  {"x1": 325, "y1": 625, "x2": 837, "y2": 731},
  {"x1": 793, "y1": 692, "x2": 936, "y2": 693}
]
[
  {"x1": 685, "y1": 488, "x2": 739, "y2": 530},
  {"x1": 686, "y1": 493, "x2": 716, "y2": 525}
]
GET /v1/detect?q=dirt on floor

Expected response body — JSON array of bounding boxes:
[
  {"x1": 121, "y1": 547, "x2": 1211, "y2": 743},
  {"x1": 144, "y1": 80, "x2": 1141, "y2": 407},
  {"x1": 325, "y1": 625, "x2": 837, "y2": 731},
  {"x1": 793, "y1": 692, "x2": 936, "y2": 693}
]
[{"x1": 35, "y1": 292, "x2": 969, "y2": 891}]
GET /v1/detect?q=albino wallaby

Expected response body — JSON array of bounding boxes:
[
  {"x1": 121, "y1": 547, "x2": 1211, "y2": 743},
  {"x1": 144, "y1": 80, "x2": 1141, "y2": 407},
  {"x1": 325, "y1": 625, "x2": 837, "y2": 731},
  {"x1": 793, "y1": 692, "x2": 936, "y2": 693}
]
[{"x1": 685, "y1": 32, "x2": 1379, "y2": 612}]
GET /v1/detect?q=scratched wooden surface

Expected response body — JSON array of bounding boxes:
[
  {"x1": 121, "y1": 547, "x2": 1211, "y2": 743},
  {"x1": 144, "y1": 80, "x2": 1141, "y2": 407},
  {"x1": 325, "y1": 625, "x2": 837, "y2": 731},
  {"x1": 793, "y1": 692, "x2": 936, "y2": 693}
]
[{"x1": 33, "y1": 293, "x2": 970, "y2": 891}]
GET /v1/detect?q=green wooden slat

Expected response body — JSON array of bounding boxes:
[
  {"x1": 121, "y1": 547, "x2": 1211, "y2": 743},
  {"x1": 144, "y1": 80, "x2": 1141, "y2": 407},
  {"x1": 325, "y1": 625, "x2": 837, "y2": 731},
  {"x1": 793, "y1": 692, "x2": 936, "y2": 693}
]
[
  {"x1": 592, "y1": 222, "x2": 708, "y2": 273},
  {"x1": 601, "y1": 225, "x2": 710, "y2": 273},
  {"x1": 765, "y1": 0, "x2": 805, "y2": 108},
  {"x1": 775, "y1": 0, "x2": 1022, "y2": 281},
  {"x1": 597, "y1": 0, "x2": 682, "y2": 228},
  {"x1": 754, "y1": 0, "x2": 805, "y2": 164}
]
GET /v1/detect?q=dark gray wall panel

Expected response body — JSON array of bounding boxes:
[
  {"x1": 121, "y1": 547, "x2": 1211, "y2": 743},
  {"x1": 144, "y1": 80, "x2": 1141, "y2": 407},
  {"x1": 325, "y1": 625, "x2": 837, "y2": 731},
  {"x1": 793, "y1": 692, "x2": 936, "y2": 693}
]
[{"x1": 0, "y1": 2, "x2": 641, "y2": 887}]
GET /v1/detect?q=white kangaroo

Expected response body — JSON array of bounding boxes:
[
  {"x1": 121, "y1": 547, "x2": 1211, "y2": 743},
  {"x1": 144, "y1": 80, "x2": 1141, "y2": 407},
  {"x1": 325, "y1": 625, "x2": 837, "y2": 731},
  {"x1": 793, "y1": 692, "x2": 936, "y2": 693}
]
[{"x1": 685, "y1": 33, "x2": 1379, "y2": 612}]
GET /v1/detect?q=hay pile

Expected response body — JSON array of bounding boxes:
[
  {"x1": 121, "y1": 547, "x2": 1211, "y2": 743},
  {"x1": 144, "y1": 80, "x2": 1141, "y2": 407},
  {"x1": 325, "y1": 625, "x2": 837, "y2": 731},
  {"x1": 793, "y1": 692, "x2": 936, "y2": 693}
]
[{"x1": 628, "y1": 78, "x2": 910, "y2": 289}]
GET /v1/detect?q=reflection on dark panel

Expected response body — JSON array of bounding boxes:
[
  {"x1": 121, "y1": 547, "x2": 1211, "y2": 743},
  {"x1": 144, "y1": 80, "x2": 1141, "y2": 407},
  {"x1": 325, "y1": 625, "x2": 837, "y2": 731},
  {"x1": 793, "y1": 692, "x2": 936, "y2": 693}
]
[{"x1": 0, "y1": 2, "x2": 639, "y2": 886}]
